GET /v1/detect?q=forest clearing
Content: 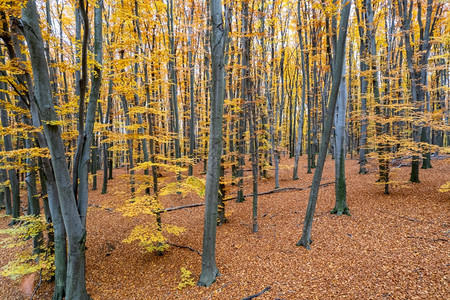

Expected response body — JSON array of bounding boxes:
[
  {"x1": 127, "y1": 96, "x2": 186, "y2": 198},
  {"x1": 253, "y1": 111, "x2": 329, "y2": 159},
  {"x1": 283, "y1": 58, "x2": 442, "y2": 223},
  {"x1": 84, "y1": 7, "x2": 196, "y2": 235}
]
[{"x1": 1, "y1": 155, "x2": 449, "y2": 299}]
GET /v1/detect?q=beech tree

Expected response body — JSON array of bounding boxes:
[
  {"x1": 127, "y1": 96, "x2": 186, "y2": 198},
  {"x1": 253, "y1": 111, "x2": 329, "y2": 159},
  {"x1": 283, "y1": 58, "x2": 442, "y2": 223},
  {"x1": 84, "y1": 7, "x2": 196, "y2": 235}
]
[
  {"x1": 297, "y1": 0, "x2": 352, "y2": 249},
  {"x1": 198, "y1": 0, "x2": 229, "y2": 287},
  {"x1": 20, "y1": 0, "x2": 102, "y2": 298}
]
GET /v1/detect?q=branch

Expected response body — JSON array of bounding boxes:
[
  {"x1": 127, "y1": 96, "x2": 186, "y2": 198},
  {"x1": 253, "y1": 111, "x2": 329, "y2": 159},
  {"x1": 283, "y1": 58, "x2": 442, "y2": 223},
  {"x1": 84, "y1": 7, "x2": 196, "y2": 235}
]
[
  {"x1": 241, "y1": 286, "x2": 271, "y2": 300},
  {"x1": 167, "y1": 242, "x2": 201, "y2": 256},
  {"x1": 407, "y1": 236, "x2": 448, "y2": 242},
  {"x1": 377, "y1": 209, "x2": 421, "y2": 222},
  {"x1": 162, "y1": 182, "x2": 334, "y2": 213}
]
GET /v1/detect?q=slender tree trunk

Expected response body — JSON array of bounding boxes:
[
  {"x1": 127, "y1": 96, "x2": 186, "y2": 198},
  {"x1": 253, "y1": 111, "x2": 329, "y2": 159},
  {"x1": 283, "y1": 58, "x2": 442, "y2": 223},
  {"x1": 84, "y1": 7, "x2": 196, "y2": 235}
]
[
  {"x1": 293, "y1": 1, "x2": 307, "y2": 180},
  {"x1": 331, "y1": 58, "x2": 349, "y2": 215},
  {"x1": 0, "y1": 91, "x2": 20, "y2": 221},
  {"x1": 198, "y1": 0, "x2": 228, "y2": 287},
  {"x1": 356, "y1": 4, "x2": 369, "y2": 174},
  {"x1": 297, "y1": 0, "x2": 351, "y2": 249},
  {"x1": 167, "y1": 0, "x2": 182, "y2": 181}
]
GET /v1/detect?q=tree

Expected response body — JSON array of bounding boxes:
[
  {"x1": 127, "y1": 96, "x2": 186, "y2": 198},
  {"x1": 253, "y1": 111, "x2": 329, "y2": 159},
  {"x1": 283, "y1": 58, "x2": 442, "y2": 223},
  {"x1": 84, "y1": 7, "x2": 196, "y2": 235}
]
[
  {"x1": 297, "y1": 0, "x2": 352, "y2": 249},
  {"x1": 20, "y1": 0, "x2": 102, "y2": 297},
  {"x1": 198, "y1": 0, "x2": 229, "y2": 287},
  {"x1": 331, "y1": 54, "x2": 349, "y2": 215}
]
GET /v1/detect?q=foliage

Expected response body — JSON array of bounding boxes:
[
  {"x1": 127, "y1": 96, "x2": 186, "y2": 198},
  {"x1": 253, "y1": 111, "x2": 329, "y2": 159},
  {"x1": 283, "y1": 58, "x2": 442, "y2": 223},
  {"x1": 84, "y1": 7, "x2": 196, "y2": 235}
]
[
  {"x1": 0, "y1": 215, "x2": 54, "y2": 281},
  {"x1": 122, "y1": 223, "x2": 185, "y2": 253},
  {"x1": 438, "y1": 182, "x2": 450, "y2": 193},
  {"x1": 160, "y1": 176, "x2": 206, "y2": 198},
  {"x1": 119, "y1": 194, "x2": 185, "y2": 254},
  {"x1": 177, "y1": 267, "x2": 195, "y2": 290}
]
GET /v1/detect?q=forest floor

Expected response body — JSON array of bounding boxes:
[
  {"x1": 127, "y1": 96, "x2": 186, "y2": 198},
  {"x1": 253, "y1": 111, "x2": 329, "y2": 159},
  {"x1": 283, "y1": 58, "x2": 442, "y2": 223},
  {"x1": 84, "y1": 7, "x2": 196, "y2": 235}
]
[{"x1": 1, "y1": 154, "x2": 449, "y2": 299}]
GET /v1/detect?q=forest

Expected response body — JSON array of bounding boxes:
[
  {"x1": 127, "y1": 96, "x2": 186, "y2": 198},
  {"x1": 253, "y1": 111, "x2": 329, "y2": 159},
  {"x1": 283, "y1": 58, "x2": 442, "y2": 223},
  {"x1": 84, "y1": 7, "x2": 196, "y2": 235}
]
[{"x1": 0, "y1": 0, "x2": 449, "y2": 299}]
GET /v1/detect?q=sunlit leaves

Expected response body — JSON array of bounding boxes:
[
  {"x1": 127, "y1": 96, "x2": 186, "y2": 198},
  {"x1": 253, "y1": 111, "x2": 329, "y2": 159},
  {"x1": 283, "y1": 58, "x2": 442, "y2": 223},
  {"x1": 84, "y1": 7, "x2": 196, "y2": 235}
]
[{"x1": 0, "y1": 215, "x2": 55, "y2": 281}]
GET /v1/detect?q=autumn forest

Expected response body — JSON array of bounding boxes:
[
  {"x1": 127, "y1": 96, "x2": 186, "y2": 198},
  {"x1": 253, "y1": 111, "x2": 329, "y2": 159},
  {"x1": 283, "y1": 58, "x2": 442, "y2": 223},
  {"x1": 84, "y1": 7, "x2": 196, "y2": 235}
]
[{"x1": 0, "y1": 0, "x2": 449, "y2": 299}]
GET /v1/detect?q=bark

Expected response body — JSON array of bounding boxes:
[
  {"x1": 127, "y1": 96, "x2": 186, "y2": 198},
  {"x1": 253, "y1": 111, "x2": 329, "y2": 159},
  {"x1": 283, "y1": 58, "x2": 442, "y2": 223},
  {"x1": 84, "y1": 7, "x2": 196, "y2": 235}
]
[
  {"x1": 267, "y1": 4, "x2": 280, "y2": 188},
  {"x1": 101, "y1": 77, "x2": 113, "y2": 194},
  {"x1": 0, "y1": 91, "x2": 20, "y2": 221},
  {"x1": 0, "y1": 148, "x2": 11, "y2": 214},
  {"x1": 297, "y1": 0, "x2": 351, "y2": 249},
  {"x1": 331, "y1": 58, "x2": 350, "y2": 215},
  {"x1": 355, "y1": 3, "x2": 369, "y2": 174},
  {"x1": 21, "y1": 1, "x2": 89, "y2": 298},
  {"x1": 188, "y1": 3, "x2": 196, "y2": 177},
  {"x1": 134, "y1": 0, "x2": 151, "y2": 195},
  {"x1": 198, "y1": 0, "x2": 228, "y2": 287},
  {"x1": 167, "y1": 0, "x2": 182, "y2": 180},
  {"x1": 293, "y1": 1, "x2": 307, "y2": 180}
]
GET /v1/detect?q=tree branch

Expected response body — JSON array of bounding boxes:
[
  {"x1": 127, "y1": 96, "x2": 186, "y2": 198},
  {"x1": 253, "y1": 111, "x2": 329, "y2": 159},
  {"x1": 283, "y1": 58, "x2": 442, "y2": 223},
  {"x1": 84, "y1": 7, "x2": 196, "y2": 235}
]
[
  {"x1": 162, "y1": 182, "x2": 334, "y2": 213},
  {"x1": 241, "y1": 286, "x2": 271, "y2": 300}
]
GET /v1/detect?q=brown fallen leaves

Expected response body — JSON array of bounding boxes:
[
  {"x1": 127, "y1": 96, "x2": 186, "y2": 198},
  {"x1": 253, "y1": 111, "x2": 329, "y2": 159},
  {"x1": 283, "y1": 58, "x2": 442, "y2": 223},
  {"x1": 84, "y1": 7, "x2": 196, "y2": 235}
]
[{"x1": 1, "y1": 155, "x2": 449, "y2": 299}]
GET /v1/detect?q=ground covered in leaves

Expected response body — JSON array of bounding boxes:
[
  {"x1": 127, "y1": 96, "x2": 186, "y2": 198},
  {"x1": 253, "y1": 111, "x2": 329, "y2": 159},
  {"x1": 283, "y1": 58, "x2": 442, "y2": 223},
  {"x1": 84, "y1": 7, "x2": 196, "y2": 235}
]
[{"x1": 1, "y1": 155, "x2": 449, "y2": 299}]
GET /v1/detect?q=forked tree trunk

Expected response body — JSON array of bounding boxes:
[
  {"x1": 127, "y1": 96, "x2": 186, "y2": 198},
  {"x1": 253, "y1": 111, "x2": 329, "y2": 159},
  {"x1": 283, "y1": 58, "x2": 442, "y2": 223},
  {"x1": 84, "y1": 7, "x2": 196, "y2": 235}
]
[
  {"x1": 297, "y1": 0, "x2": 351, "y2": 249},
  {"x1": 21, "y1": 1, "x2": 98, "y2": 298}
]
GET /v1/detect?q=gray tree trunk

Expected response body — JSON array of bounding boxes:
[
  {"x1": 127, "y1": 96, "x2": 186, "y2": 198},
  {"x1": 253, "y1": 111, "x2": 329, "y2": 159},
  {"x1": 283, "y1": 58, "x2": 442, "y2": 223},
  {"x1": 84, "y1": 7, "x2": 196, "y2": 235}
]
[
  {"x1": 293, "y1": 0, "x2": 307, "y2": 180},
  {"x1": 355, "y1": 4, "x2": 369, "y2": 174},
  {"x1": 21, "y1": 1, "x2": 91, "y2": 298},
  {"x1": 0, "y1": 93, "x2": 20, "y2": 221},
  {"x1": 332, "y1": 58, "x2": 349, "y2": 215},
  {"x1": 198, "y1": 0, "x2": 228, "y2": 287},
  {"x1": 297, "y1": 0, "x2": 352, "y2": 249}
]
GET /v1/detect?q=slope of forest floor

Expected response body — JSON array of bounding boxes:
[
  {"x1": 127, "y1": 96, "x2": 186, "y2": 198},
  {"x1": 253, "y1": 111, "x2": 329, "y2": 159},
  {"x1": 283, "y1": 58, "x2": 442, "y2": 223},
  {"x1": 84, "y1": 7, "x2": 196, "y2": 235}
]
[{"x1": 1, "y1": 155, "x2": 449, "y2": 299}]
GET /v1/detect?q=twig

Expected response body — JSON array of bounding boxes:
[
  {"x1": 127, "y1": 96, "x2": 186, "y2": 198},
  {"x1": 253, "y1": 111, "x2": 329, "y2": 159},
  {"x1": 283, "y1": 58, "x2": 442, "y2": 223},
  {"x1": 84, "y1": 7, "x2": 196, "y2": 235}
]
[
  {"x1": 164, "y1": 203, "x2": 206, "y2": 212},
  {"x1": 407, "y1": 236, "x2": 448, "y2": 242},
  {"x1": 241, "y1": 286, "x2": 271, "y2": 300},
  {"x1": 30, "y1": 270, "x2": 42, "y2": 300},
  {"x1": 210, "y1": 282, "x2": 229, "y2": 297},
  {"x1": 162, "y1": 182, "x2": 334, "y2": 213},
  {"x1": 377, "y1": 209, "x2": 421, "y2": 222},
  {"x1": 167, "y1": 242, "x2": 201, "y2": 256}
]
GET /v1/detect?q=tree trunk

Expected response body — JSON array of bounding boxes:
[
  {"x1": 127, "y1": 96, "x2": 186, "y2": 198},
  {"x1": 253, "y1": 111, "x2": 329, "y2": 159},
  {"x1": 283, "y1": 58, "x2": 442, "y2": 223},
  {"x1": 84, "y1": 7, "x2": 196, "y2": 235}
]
[
  {"x1": 198, "y1": 0, "x2": 228, "y2": 287},
  {"x1": 331, "y1": 57, "x2": 349, "y2": 215},
  {"x1": 0, "y1": 94, "x2": 20, "y2": 221},
  {"x1": 297, "y1": 0, "x2": 351, "y2": 249},
  {"x1": 355, "y1": 4, "x2": 369, "y2": 174},
  {"x1": 293, "y1": 1, "x2": 307, "y2": 180},
  {"x1": 21, "y1": 1, "x2": 90, "y2": 298}
]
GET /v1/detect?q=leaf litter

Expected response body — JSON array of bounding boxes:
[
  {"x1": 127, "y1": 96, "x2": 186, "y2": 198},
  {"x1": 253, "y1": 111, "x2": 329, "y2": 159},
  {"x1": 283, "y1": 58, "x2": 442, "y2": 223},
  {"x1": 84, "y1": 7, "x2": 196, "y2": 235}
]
[{"x1": 0, "y1": 155, "x2": 448, "y2": 299}]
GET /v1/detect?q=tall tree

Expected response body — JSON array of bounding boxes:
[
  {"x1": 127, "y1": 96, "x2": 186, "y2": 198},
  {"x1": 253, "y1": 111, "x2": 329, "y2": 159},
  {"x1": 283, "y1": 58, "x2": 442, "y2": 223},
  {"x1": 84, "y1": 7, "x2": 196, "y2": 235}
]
[
  {"x1": 198, "y1": 0, "x2": 228, "y2": 287},
  {"x1": 21, "y1": 0, "x2": 102, "y2": 297},
  {"x1": 297, "y1": 0, "x2": 352, "y2": 249}
]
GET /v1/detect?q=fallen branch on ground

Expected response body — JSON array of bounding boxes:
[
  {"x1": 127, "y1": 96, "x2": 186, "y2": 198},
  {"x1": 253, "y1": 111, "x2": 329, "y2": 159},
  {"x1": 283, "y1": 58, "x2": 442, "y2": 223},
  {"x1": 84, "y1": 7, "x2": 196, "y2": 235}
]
[
  {"x1": 377, "y1": 209, "x2": 421, "y2": 222},
  {"x1": 407, "y1": 236, "x2": 448, "y2": 242},
  {"x1": 241, "y1": 286, "x2": 271, "y2": 300},
  {"x1": 163, "y1": 182, "x2": 334, "y2": 213},
  {"x1": 167, "y1": 242, "x2": 202, "y2": 256}
]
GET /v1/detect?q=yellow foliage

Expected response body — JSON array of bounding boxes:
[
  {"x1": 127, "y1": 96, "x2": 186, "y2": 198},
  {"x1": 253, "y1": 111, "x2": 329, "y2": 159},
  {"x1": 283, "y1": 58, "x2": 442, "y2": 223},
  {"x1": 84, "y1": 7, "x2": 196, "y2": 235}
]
[
  {"x1": 160, "y1": 176, "x2": 205, "y2": 198},
  {"x1": 438, "y1": 182, "x2": 450, "y2": 193},
  {"x1": 0, "y1": 215, "x2": 55, "y2": 281},
  {"x1": 177, "y1": 267, "x2": 195, "y2": 290},
  {"x1": 119, "y1": 195, "x2": 164, "y2": 217},
  {"x1": 122, "y1": 223, "x2": 185, "y2": 254}
]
